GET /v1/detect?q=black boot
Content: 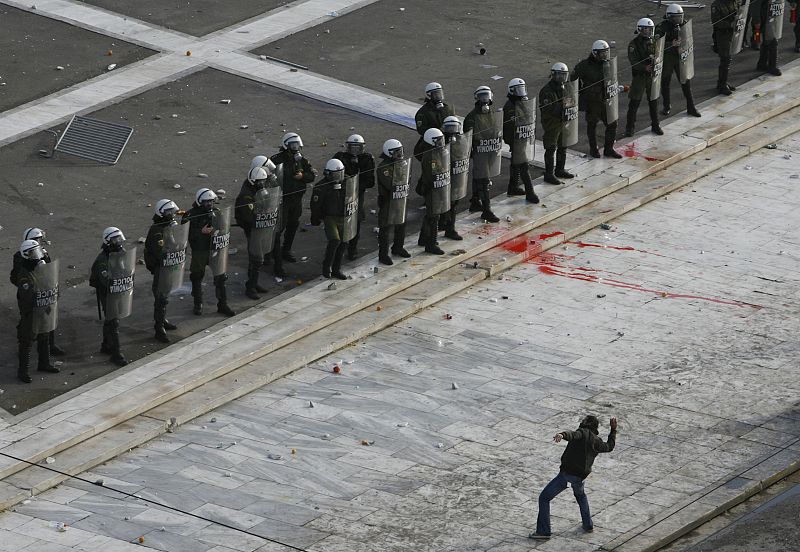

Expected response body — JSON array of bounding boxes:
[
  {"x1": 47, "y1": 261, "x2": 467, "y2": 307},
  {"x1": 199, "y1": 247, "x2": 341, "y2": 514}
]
[
  {"x1": 519, "y1": 164, "x2": 539, "y2": 203},
  {"x1": 683, "y1": 82, "x2": 701, "y2": 117},
  {"x1": 478, "y1": 183, "x2": 500, "y2": 223},
  {"x1": 37, "y1": 335, "x2": 59, "y2": 373},
  {"x1": 661, "y1": 82, "x2": 671, "y2": 116},
  {"x1": 543, "y1": 147, "x2": 563, "y2": 185},
  {"x1": 282, "y1": 222, "x2": 298, "y2": 262},
  {"x1": 717, "y1": 61, "x2": 733, "y2": 95},
  {"x1": 625, "y1": 100, "x2": 640, "y2": 137},
  {"x1": 18, "y1": 342, "x2": 32, "y2": 383},
  {"x1": 649, "y1": 100, "x2": 664, "y2": 135},
  {"x1": 154, "y1": 295, "x2": 170, "y2": 343},
  {"x1": 468, "y1": 192, "x2": 483, "y2": 213},
  {"x1": 108, "y1": 321, "x2": 128, "y2": 367},
  {"x1": 100, "y1": 322, "x2": 112, "y2": 354},
  {"x1": 767, "y1": 42, "x2": 782, "y2": 76},
  {"x1": 378, "y1": 227, "x2": 393, "y2": 265},
  {"x1": 245, "y1": 264, "x2": 261, "y2": 300},
  {"x1": 444, "y1": 204, "x2": 463, "y2": 240},
  {"x1": 424, "y1": 217, "x2": 445, "y2": 255},
  {"x1": 322, "y1": 240, "x2": 338, "y2": 278},
  {"x1": 214, "y1": 276, "x2": 235, "y2": 316},
  {"x1": 391, "y1": 224, "x2": 410, "y2": 258},
  {"x1": 603, "y1": 123, "x2": 623, "y2": 159},
  {"x1": 331, "y1": 242, "x2": 348, "y2": 280},
  {"x1": 757, "y1": 43, "x2": 769, "y2": 70},
  {"x1": 163, "y1": 319, "x2": 177, "y2": 330},
  {"x1": 555, "y1": 148, "x2": 574, "y2": 179},
  {"x1": 587, "y1": 124, "x2": 600, "y2": 158},
  {"x1": 507, "y1": 165, "x2": 525, "y2": 196},
  {"x1": 190, "y1": 274, "x2": 203, "y2": 315},
  {"x1": 49, "y1": 331, "x2": 65, "y2": 356}
]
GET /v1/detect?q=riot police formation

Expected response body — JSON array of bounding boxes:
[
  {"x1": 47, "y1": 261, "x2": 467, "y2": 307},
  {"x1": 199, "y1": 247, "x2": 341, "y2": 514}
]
[
  {"x1": 377, "y1": 139, "x2": 412, "y2": 265},
  {"x1": 463, "y1": 86, "x2": 502, "y2": 223},
  {"x1": 182, "y1": 188, "x2": 235, "y2": 317},
  {"x1": 236, "y1": 161, "x2": 278, "y2": 300},
  {"x1": 626, "y1": 18, "x2": 666, "y2": 137},
  {"x1": 440, "y1": 116, "x2": 471, "y2": 238},
  {"x1": 333, "y1": 134, "x2": 375, "y2": 260},
  {"x1": 89, "y1": 227, "x2": 133, "y2": 367},
  {"x1": 10, "y1": 227, "x2": 65, "y2": 357},
  {"x1": 270, "y1": 133, "x2": 316, "y2": 276},
  {"x1": 539, "y1": 64, "x2": 577, "y2": 186},
  {"x1": 416, "y1": 128, "x2": 450, "y2": 255},
  {"x1": 571, "y1": 42, "x2": 624, "y2": 159},
  {"x1": 712, "y1": 0, "x2": 748, "y2": 95},
  {"x1": 12, "y1": 240, "x2": 60, "y2": 383},
  {"x1": 503, "y1": 79, "x2": 541, "y2": 203},
  {"x1": 144, "y1": 199, "x2": 184, "y2": 342},
  {"x1": 656, "y1": 5, "x2": 701, "y2": 117},
  {"x1": 310, "y1": 159, "x2": 356, "y2": 279},
  {"x1": 755, "y1": 0, "x2": 787, "y2": 75}
]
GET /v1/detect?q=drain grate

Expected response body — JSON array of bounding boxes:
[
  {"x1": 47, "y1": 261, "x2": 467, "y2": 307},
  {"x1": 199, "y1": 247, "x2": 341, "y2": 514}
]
[{"x1": 54, "y1": 115, "x2": 134, "y2": 165}]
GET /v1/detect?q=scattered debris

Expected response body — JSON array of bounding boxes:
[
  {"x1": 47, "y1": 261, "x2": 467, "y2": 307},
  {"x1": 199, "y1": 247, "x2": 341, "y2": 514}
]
[
  {"x1": 397, "y1": 422, "x2": 409, "y2": 427},
  {"x1": 597, "y1": 294, "x2": 606, "y2": 298},
  {"x1": 210, "y1": 417, "x2": 217, "y2": 423},
  {"x1": 267, "y1": 453, "x2": 282, "y2": 460},
  {"x1": 240, "y1": 124, "x2": 249, "y2": 129},
  {"x1": 106, "y1": 64, "x2": 116, "y2": 71},
  {"x1": 600, "y1": 223, "x2": 612, "y2": 230},
  {"x1": 219, "y1": 99, "x2": 231, "y2": 104},
  {"x1": 45, "y1": 456, "x2": 55, "y2": 464},
  {"x1": 173, "y1": 184, "x2": 181, "y2": 189},
  {"x1": 451, "y1": 382, "x2": 459, "y2": 390},
  {"x1": 361, "y1": 440, "x2": 375, "y2": 446},
  {"x1": 308, "y1": 401, "x2": 315, "y2": 408},
  {"x1": 376, "y1": 305, "x2": 382, "y2": 311},
  {"x1": 327, "y1": 282, "x2": 336, "y2": 290},
  {"x1": 744, "y1": 165, "x2": 753, "y2": 170},
  {"x1": 333, "y1": 364, "x2": 341, "y2": 374},
  {"x1": 197, "y1": 172, "x2": 208, "y2": 178},
  {"x1": 55, "y1": 66, "x2": 64, "y2": 71},
  {"x1": 437, "y1": 442, "x2": 445, "y2": 448},
  {"x1": 505, "y1": 215, "x2": 512, "y2": 222},
  {"x1": 444, "y1": 313, "x2": 452, "y2": 320},
  {"x1": 259, "y1": 55, "x2": 267, "y2": 60},
  {"x1": 766, "y1": 143, "x2": 778, "y2": 149},
  {"x1": 176, "y1": 131, "x2": 187, "y2": 136},
  {"x1": 55, "y1": 522, "x2": 67, "y2": 532},
  {"x1": 488, "y1": 298, "x2": 498, "y2": 303},
  {"x1": 291, "y1": 448, "x2": 297, "y2": 455}
]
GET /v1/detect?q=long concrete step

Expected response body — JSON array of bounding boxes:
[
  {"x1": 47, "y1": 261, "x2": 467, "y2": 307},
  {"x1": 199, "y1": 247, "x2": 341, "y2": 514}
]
[{"x1": 1, "y1": 61, "x2": 799, "y2": 507}]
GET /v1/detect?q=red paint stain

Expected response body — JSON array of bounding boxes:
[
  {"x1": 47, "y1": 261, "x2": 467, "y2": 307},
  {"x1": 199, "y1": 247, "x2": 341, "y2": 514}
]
[
  {"x1": 623, "y1": 142, "x2": 662, "y2": 162},
  {"x1": 500, "y1": 232, "x2": 564, "y2": 262},
  {"x1": 565, "y1": 240, "x2": 667, "y2": 258},
  {"x1": 538, "y1": 231, "x2": 564, "y2": 240},
  {"x1": 474, "y1": 224, "x2": 508, "y2": 237}
]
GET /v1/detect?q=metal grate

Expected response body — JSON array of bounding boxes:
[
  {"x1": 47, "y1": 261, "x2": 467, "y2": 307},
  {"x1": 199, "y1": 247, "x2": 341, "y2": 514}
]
[{"x1": 54, "y1": 115, "x2": 134, "y2": 165}]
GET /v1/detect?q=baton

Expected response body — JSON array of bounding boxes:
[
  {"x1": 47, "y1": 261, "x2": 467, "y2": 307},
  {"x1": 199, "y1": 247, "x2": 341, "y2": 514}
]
[{"x1": 96, "y1": 291, "x2": 103, "y2": 321}]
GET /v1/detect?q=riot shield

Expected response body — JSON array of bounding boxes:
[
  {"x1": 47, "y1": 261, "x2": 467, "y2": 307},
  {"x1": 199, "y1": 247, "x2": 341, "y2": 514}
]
[
  {"x1": 650, "y1": 35, "x2": 665, "y2": 101},
  {"x1": 677, "y1": 19, "x2": 695, "y2": 84},
  {"x1": 429, "y1": 145, "x2": 451, "y2": 216},
  {"x1": 32, "y1": 259, "x2": 59, "y2": 335},
  {"x1": 449, "y1": 129, "x2": 472, "y2": 202},
  {"x1": 471, "y1": 110, "x2": 503, "y2": 179},
  {"x1": 562, "y1": 80, "x2": 579, "y2": 147},
  {"x1": 157, "y1": 221, "x2": 188, "y2": 295},
  {"x1": 764, "y1": 0, "x2": 785, "y2": 41},
  {"x1": 511, "y1": 98, "x2": 536, "y2": 164},
  {"x1": 730, "y1": 0, "x2": 750, "y2": 57},
  {"x1": 208, "y1": 206, "x2": 231, "y2": 277},
  {"x1": 106, "y1": 248, "x2": 135, "y2": 320},
  {"x1": 248, "y1": 183, "x2": 281, "y2": 258},
  {"x1": 342, "y1": 175, "x2": 359, "y2": 242},
  {"x1": 386, "y1": 158, "x2": 410, "y2": 226},
  {"x1": 603, "y1": 57, "x2": 620, "y2": 124}
]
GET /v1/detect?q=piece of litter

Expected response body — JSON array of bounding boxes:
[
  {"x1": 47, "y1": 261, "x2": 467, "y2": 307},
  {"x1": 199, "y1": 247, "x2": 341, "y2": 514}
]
[
  {"x1": 259, "y1": 55, "x2": 267, "y2": 60},
  {"x1": 308, "y1": 401, "x2": 314, "y2": 408},
  {"x1": 55, "y1": 66, "x2": 64, "y2": 71},
  {"x1": 489, "y1": 298, "x2": 498, "y2": 303},
  {"x1": 176, "y1": 131, "x2": 187, "y2": 136},
  {"x1": 45, "y1": 456, "x2": 55, "y2": 464},
  {"x1": 505, "y1": 215, "x2": 512, "y2": 222},
  {"x1": 437, "y1": 443, "x2": 445, "y2": 448},
  {"x1": 173, "y1": 184, "x2": 181, "y2": 189},
  {"x1": 327, "y1": 282, "x2": 336, "y2": 290},
  {"x1": 451, "y1": 382, "x2": 459, "y2": 390},
  {"x1": 370, "y1": 209, "x2": 377, "y2": 214},
  {"x1": 268, "y1": 453, "x2": 282, "y2": 460},
  {"x1": 744, "y1": 165, "x2": 752, "y2": 170},
  {"x1": 437, "y1": 339, "x2": 443, "y2": 346},
  {"x1": 345, "y1": 360, "x2": 354, "y2": 364},
  {"x1": 56, "y1": 522, "x2": 67, "y2": 532},
  {"x1": 300, "y1": 256, "x2": 308, "y2": 261},
  {"x1": 491, "y1": 75, "x2": 503, "y2": 80},
  {"x1": 274, "y1": 276, "x2": 283, "y2": 283},
  {"x1": 210, "y1": 417, "x2": 217, "y2": 423},
  {"x1": 291, "y1": 448, "x2": 297, "y2": 455},
  {"x1": 361, "y1": 440, "x2": 374, "y2": 446},
  {"x1": 327, "y1": 10, "x2": 339, "y2": 16},
  {"x1": 600, "y1": 223, "x2": 612, "y2": 230},
  {"x1": 444, "y1": 313, "x2": 452, "y2": 320},
  {"x1": 766, "y1": 143, "x2": 778, "y2": 149},
  {"x1": 597, "y1": 294, "x2": 606, "y2": 298},
  {"x1": 171, "y1": 114, "x2": 178, "y2": 118},
  {"x1": 784, "y1": 154, "x2": 792, "y2": 160},
  {"x1": 106, "y1": 64, "x2": 116, "y2": 71},
  {"x1": 223, "y1": 472, "x2": 232, "y2": 478},
  {"x1": 399, "y1": 7, "x2": 405, "y2": 10},
  {"x1": 397, "y1": 422, "x2": 408, "y2": 427},
  {"x1": 219, "y1": 99, "x2": 231, "y2": 104},
  {"x1": 333, "y1": 364, "x2": 341, "y2": 374}
]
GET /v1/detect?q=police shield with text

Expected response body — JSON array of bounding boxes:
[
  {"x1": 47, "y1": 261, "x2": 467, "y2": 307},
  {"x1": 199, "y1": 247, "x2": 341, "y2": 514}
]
[
  {"x1": 571, "y1": 40, "x2": 623, "y2": 159},
  {"x1": 310, "y1": 159, "x2": 351, "y2": 279},
  {"x1": 625, "y1": 18, "x2": 665, "y2": 136},
  {"x1": 416, "y1": 128, "x2": 450, "y2": 255},
  {"x1": 755, "y1": 0, "x2": 786, "y2": 75},
  {"x1": 503, "y1": 78, "x2": 540, "y2": 204},
  {"x1": 90, "y1": 227, "x2": 134, "y2": 367},
  {"x1": 464, "y1": 86, "x2": 502, "y2": 222},
  {"x1": 656, "y1": 5, "x2": 701, "y2": 117},
  {"x1": 236, "y1": 163, "x2": 278, "y2": 300},
  {"x1": 440, "y1": 116, "x2": 471, "y2": 239},
  {"x1": 13, "y1": 240, "x2": 60, "y2": 382},
  {"x1": 334, "y1": 134, "x2": 375, "y2": 260},
  {"x1": 377, "y1": 139, "x2": 411, "y2": 265},
  {"x1": 712, "y1": 0, "x2": 749, "y2": 95},
  {"x1": 539, "y1": 63, "x2": 577, "y2": 185}
]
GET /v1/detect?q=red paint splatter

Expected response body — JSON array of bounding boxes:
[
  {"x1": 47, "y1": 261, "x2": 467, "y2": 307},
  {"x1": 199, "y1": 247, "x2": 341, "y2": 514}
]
[
  {"x1": 565, "y1": 240, "x2": 667, "y2": 257},
  {"x1": 538, "y1": 231, "x2": 564, "y2": 240},
  {"x1": 500, "y1": 231, "x2": 564, "y2": 262},
  {"x1": 622, "y1": 142, "x2": 662, "y2": 162},
  {"x1": 474, "y1": 224, "x2": 508, "y2": 238}
]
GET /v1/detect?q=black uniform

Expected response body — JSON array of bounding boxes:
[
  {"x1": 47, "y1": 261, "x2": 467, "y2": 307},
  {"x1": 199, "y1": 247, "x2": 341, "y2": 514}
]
[
  {"x1": 754, "y1": 0, "x2": 784, "y2": 74},
  {"x1": 503, "y1": 95, "x2": 541, "y2": 201},
  {"x1": 625, "y1": 34, "x2": 664, "y2": 136},
  {"x1": 11, "y1": 250, "x2": 64, "y2": 356},
  {"x1": 538, "y1": 81, "x2": 575, "y2": 183},
  {"x1": 414, "y1": 100, "x2": 455, "y2": 158},
  {"x1": 377, "y1": 154, "x2": 410, "y2": 263},
  {"x1": 235, "y1": 178, "x2": 267, "y2": 298},
  {"x1": 310, "y1": 176, "x2": 349, "y2": 279},
  {"x1": 333, "y1": 150, "x2": 375, "y2": 259},
  {"x1": 89, "y1": 244, "x2": 128, "y2": 367},
  {"x1": 571, "y1": 55, "x2": 621, "y2": 158},
  {"x1": 463, "y1": 102, "x2": 502, "y2": 220},
  {"x1": 270, "y1": 149, "x2": 315, "y2": 274},
  {"x1": 11, "y1": 258, "x2": 58, "y2": 382},
  {"x1": 712, "y1": 0, "x2": 741, "y2": 94},
  {"x1": 144, "y1": 215, "x2": 179, "y2": 342},
  {"x1": 182, "y1": 205, "x2": 234, "y2": 316},
  {"x1": 656, "y1": 18, "x2": 700, "y2": 116},
  {"x1": 437, "y1": 132, "x2": 468, "y2": 238}
]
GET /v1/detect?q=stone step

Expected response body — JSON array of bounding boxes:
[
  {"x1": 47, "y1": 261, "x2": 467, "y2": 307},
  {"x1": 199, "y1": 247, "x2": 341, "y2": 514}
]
[{"x1": 1, "y1": 61, "x2": 799, "y2": 498}]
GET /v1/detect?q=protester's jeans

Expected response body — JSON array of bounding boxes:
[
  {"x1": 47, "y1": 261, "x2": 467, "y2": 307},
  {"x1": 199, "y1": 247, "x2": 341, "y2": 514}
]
[{"x1": 536, "y1": 470, "x2": 592, "y2": 535}]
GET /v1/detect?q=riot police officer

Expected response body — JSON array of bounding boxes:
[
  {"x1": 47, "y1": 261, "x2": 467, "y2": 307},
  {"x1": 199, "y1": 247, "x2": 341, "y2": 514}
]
[
  {"x1": 333, "y1": 134, "x2": 375, "y2": 260},
  {"x1": 416, "y1": 128, "x2": 449, "y2": 255},
  {"x1": 626, "y1": 18, "x2": 665, "y2": 137},
  {"x1": 439, "y1": 116, "x2": 470, "y2": 238},
  {"x1": 13, "y1": 240, "x2": 59, "y2": 383},
  {"x1": 414, "y1": 82, "x2": 456, "y2": 158},
  {"x1": 10, "y1": 227, "x2": 65, "y2": 357},
  {"x1": 182, "y1": 188, "x2": 235, "y2": 317},
  {"x1": 572, "y1": 41, "x2": 624, "y2": 159},
  {"x1": 270, "y1": 133, "x2": 316, "y2": 276},
  {"x1": 377, "y1": 139, "x2": 411, "y2": 265},
  {"x1": 236, "y1": 164, "x2": 273, "y2": 300},
  {"x1": 539, "y1": 64, "x2": 576, "y2": 185},
  {"x1": 754, "y1": 0, "x2": 785, "y2": 75},
  {"x1": 89, "y1": 227, "x2": 132, "y2": 367},
  {"x1": 463, "y1": 86, "x2": 502, "y2": 222},
  {"x1": 310, "y1": 159, "x2": 350, "y2": 279},
  {"x1": 656, "y1": 4, "x2": 701, "y2": 117},
  {"x1": 712, "y1": 0, "x2": 743, "y2": 95},
  {"x1": 144, "y1": 199, "x2": 182, "y2": 343},
  {"x1": 503, "y1": 78, "x2": 541, "y2": 202}
]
